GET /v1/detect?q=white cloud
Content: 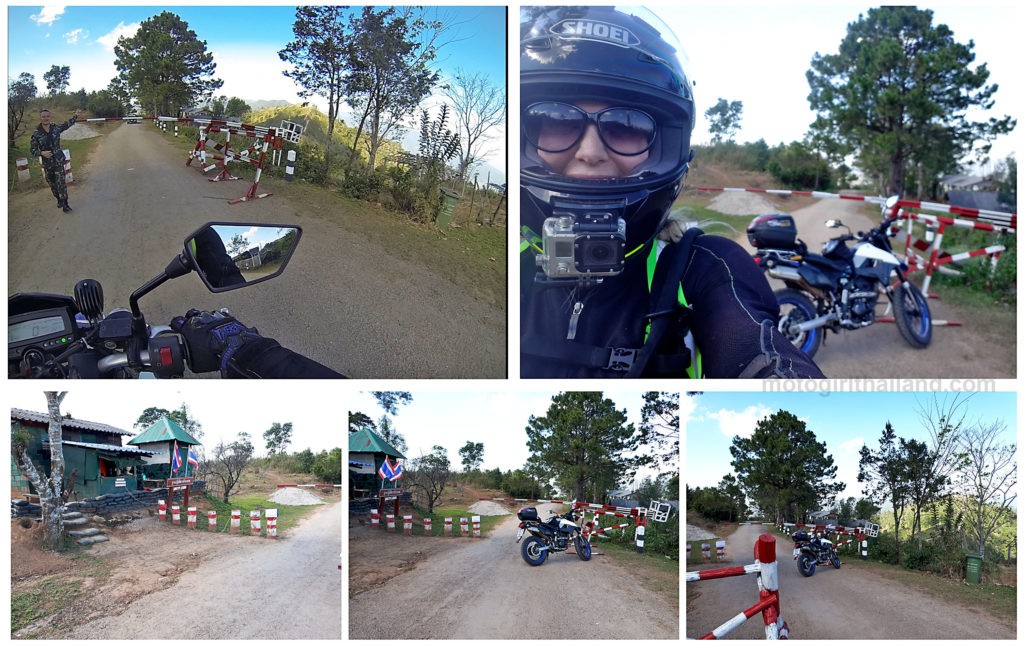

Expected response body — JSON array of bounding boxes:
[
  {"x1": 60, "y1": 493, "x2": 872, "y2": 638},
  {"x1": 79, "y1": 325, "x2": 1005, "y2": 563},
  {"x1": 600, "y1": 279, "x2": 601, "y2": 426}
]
[
  {"x1": 97, "y1": 21, "x2": 141, "y2": 51},
  {"x1": 707, "y1": 405, "x2": 774, "y2": 439},
  {"x1": 31, "y1": 6, "x2": 66, "y2": 26},
  {"x1": 64, "y1": 28, "x2": 87, "y2": 45}
]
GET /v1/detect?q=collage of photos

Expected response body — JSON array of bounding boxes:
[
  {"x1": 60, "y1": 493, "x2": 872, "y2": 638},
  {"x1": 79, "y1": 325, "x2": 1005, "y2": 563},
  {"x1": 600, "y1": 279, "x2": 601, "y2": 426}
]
[{"x1": 4, "y1": 1, "x2": 1019, "y2": 649}]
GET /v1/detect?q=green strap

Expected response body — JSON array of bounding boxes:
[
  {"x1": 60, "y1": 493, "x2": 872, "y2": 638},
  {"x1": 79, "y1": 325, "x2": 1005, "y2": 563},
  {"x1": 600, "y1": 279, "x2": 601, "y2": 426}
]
[
  {"x1": 520, "y1": 225, "x2": 543, "y2": 254},
  {"x1": 645, "y1": 242, "x2": 702, "y2": 379}
]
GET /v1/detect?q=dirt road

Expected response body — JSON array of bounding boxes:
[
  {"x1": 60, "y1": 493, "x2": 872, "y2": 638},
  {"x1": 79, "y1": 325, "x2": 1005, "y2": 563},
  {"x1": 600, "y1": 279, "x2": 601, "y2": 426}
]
[
  {"x1": 7, "y1": 122, "x2": 505, "y2": 378},
  {"x1": 62, "y1": 501, "x2": 342, "y2": 639},
  {"x1": 733, "y1": 197, "x2": 1015, "y2": 378},
  {"x1": 349, "y1": 503, "x2": 678, "y2": 640},
  {"x1": 686, "y1": 523, "x2": 1015, "y2": 639}
]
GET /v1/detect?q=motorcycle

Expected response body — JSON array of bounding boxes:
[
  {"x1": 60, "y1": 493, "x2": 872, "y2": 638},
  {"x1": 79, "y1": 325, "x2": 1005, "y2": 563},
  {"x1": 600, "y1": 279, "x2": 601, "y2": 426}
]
[
  {"x1": 748, "y1": 195, "x2": 932, "y2": 359},
  {"x1": 9, "y1": 222, "x2": 301, "y2": 379},
  {"x1": 793, "y1": 529, "x2": 840, "y2": 577},
  {"x1": 516, "y1": 505, "x2": 592, "y2": 566}
]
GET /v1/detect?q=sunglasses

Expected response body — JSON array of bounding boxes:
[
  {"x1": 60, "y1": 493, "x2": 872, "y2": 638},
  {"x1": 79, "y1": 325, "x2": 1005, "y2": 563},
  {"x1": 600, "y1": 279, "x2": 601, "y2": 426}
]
[{"x1": 524, "y1": 102, "x2": 657, "y2": 156}]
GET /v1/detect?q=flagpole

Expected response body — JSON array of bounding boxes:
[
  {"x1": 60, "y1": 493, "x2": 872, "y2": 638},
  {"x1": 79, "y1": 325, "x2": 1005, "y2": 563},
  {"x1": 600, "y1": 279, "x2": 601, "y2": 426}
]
[{"x1": 184, "y1": 446, "x2": 191, "y2": 477}]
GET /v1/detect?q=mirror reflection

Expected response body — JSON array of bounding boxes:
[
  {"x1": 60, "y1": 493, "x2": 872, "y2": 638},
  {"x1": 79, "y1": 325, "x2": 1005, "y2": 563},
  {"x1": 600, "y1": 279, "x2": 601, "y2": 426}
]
[{"x1": 188, "y1": 224, "x2": 300, "y2": 290}]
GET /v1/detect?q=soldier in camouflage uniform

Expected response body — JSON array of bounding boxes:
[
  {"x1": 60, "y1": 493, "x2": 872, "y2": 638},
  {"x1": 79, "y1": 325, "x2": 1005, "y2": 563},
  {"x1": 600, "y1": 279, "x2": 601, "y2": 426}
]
[{"x1": 30, "y1": 108, "x2": 81, "y2": 213}]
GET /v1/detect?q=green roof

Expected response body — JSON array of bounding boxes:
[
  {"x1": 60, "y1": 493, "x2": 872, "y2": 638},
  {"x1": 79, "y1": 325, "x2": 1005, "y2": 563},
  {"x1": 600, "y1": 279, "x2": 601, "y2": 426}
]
[
  {"x1": 127, "y1": 416, "x2": 202, "y2": 446},
  {"x1": 349, "y1": 428, "x2": 404, "y2": 459}
]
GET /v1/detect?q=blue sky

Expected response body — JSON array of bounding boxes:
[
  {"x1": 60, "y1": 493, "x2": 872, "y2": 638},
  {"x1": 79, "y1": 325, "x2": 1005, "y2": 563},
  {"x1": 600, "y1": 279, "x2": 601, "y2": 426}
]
[
  {"x1": 653, "y1": 2, "x2": 1019, "y2": 174},
  {"x1": 347, "y1": 390, "x2": 674, "y2": 487},
  {"x1": 6, "y1": 4, "x2": 507, "y2": 174},
  {"x1": 684, "y1": 391, "x2": 1017, "y2": 505}
]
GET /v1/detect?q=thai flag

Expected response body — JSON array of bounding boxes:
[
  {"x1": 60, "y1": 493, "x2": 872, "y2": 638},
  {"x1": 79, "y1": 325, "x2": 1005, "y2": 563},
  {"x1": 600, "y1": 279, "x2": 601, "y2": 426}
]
[
  {"x1": 377, "y1": 456, "x2": 403, "y2": 482},
  {"x1": 171, "y1": 441, "x2": 182, "y2": 474},
  {"x1": 187, "y1": 448, "x2": 200, "y2": 470}
]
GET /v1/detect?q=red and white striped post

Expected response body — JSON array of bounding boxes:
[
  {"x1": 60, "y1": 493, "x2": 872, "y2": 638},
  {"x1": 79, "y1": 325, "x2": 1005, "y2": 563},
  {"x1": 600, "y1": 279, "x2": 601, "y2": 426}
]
[
  {"x1": 266, "y1": 509, "x2": 278, "y2": 539},
  {"x1": 424, "y1": 518, "x2": 432, "y2": 535},
  {"x1": 16, "y1": 157, "x2": 30, "y2": 182},
  {"x1": 472, "y1": 515, "x2": 481, "y2": 537},
  {"x1": 687, "y1": 543, "x2": 692, "y2": 558},
  {"x1": 386, "y1": 515, "x2": 396, "y2": 532},
  {"x1": 702, "y1": 542, "x2": 711, "y2": 562},
  {"x1": 370, "y1": 508, "x2": 379, "y2": 528},
  {"x1": 250, "y1": 510, "x2": 261, "y2": 536},
  {"x1": 61, "y1": 149, "x2": 73, "y2": 183},
  {"x1": 207, "y1": 510, "x2": 217, "y2": 532},
  {"x1": 230, "y1": 509, "x2": 241, "y2": 534},
  {"x1": 187, "y1": 506, "x2": 197, "y2": 529},
  {"x1": 403, "y1": 515, "x2": 413, "y2": 535},
  {"x1": 716, "y1": 540, "x2": 727, "y2": 560},
  {"x1": 460, "y1": 517, "x2": 469, "y2": 536},
  {"x1": 171, "y1": 505, "x2": 181, "y2": 525},
  {"x1": 158, "y1": 499, "x2": 167, "y2": 521},
  {"x1": 444, "y1": 517, "x2": 453, "y2": 536}
]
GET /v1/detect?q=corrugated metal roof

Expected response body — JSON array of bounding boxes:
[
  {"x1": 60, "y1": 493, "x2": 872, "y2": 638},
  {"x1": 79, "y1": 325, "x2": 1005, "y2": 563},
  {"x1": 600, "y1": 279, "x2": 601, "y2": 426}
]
[
  {"x1": 127, "y1": 416, "x2": 202, "y2": 445},
  {"x1": 348, "y1": 428, "x2": 404, "y2": 459},
  {"x1": 62, "y1": 441, "x2": 160, "y2": 456},
  {"x1": 11, "y1": 408, "x2": 134, "y2": 437}
]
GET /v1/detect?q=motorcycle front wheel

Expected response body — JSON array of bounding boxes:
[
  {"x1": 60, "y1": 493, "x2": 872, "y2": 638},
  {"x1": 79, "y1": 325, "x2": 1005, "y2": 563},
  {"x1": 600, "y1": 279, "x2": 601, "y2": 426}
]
[
  {"x1": 892, "y1": 282, "x2": 932, "y2": 348},
  {"x1": 831, "y1": 552, "x2": 841, "y2": 569},
  {"x1": 574, "y1": 534, "x2": 592, "y2": 561},
  {"x1": 797, "y1": 552, "x2": 816, "y2": 577},
  {"x1": 775, "y1": 289, "x2": 822, "y2": 359},
  {"x1": 521, "y1": 535, "x2": 548, "y2": 566}
]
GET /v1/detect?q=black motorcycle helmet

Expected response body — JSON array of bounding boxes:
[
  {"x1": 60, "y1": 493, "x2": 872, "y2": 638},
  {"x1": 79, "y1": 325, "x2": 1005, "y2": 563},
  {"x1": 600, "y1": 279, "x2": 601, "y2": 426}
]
[{"x1": 520, "y1": 6, "x2": 696, "y2": 253}]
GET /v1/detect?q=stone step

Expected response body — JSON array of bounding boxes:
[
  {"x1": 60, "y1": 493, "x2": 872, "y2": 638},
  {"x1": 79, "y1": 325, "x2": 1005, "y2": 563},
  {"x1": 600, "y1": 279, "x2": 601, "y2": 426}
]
[
  {"x1": 63, "y1": 511, "x2": 84, "y2": 520},
  {"x1": 67, "y1": 528, "x2": 105, "y2": 538},
  {"x1": 64, "y1": 517, "x2": 90, "y2": 527},
  {"x1": 76, "y1": 535, "x2": 109, "y2": 546}
]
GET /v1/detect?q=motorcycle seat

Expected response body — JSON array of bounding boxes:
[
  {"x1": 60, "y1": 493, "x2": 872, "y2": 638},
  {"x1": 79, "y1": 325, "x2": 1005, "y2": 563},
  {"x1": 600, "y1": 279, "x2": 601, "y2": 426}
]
[{"x1": 802, "y1": 252, "x2": 849, "y2": 271}]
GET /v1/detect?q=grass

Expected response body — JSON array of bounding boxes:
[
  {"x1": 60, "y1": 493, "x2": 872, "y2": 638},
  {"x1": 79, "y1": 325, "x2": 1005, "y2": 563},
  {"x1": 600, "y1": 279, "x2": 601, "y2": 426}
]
[{"x1": 11, "y1": 577, "x2": 85, "y2": 633}]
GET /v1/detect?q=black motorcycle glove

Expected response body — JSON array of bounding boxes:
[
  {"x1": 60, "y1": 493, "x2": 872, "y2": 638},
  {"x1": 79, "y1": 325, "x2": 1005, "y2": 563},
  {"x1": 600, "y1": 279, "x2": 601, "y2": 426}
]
[{"x1": 170, "y1": 309, "x2": 261, "y2": 376}]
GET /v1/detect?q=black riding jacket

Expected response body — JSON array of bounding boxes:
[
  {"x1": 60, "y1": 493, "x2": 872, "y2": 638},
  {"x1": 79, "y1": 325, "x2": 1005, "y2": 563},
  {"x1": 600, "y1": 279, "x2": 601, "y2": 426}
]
[{"x1": 521, "y1": 233, "x2": 825, "y2": 378}]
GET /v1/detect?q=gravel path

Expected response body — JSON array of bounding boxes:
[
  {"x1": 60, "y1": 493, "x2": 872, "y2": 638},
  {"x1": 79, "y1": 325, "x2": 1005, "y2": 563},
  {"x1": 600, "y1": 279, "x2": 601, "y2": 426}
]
[
  {"x1": 65, "y1": 501, "x2": 342, "y2": 639},
  {"x1": 8, "y1": 120, "x2": 505, "y2": 378},
  {"x1": 350, "y1": 502, "x2": 678, "y2": 639}
]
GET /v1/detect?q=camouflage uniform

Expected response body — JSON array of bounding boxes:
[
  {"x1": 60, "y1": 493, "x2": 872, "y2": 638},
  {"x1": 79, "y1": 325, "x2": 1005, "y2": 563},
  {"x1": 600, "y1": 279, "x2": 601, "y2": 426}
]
[{"x1": 30, "y1": 113, "x2": 78, "y2": 208}]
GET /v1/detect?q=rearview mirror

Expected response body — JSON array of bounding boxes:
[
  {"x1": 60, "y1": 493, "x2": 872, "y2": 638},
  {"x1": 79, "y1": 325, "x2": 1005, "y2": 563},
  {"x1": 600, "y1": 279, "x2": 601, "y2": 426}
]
[
  {"x1": 184, "y1": 223, "x2": 302, "y2": 292},
  {"x1": 825, "y1": 219, "x2": 842, "y2": 228}
]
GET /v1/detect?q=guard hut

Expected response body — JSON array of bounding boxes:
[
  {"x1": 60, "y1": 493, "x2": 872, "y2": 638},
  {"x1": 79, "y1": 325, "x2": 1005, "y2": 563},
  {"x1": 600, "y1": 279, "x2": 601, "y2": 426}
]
[
  {"x1": 127, "y1": 417, "x2": 202, "y2": 487},
  {"x1": 348, "y1": 427, "x2": 405, "y2": 499},
  {"x1": 11, "y1": 408, "x2": 158, "y2": 501}
]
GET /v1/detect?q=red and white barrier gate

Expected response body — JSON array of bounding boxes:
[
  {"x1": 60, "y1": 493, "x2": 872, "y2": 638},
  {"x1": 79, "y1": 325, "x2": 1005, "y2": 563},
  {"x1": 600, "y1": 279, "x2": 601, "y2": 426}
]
[{"x1": 687, "y1": 534, "x2": 789, "y2": 640}]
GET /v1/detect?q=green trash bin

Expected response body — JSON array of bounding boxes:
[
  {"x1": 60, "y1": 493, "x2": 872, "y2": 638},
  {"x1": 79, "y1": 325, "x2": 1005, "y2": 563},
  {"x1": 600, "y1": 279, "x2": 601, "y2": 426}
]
[
  {"x1": 965, "y1": 553, "x2": 983, "y2": 583},
  {"x1": 436, "y1": 188, "x2": 461, "y2": 228}
]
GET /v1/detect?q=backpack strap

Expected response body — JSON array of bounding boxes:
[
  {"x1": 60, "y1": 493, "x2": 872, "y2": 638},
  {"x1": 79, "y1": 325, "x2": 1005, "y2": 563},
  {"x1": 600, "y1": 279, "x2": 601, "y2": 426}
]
[{"x1": 625, "y1": 227, "x2": 703, "y2": 378}]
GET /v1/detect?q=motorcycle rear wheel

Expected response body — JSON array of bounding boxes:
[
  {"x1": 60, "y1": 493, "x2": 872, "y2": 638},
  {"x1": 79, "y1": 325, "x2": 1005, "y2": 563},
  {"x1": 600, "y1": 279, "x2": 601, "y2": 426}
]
[
  {"x1": 574, "y1": 535, "x2": 592, "y2": 561},
  {"x1": 521, "y1": 535, "x2": 548, "y2": 566},
  {"x1": 892, "y1": 282, "x2": 932, "y2": 348},
  {"x1": 797, "y1": 552, "x2": 816, "y2": 577},
  {"x1": 775, "y1": 289, "x2": 822, "y2": 358}
]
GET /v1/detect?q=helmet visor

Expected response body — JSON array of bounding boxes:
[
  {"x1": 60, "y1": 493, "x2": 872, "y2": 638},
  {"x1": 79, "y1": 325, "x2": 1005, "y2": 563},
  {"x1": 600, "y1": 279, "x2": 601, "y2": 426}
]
[{"x1": 524, "y1": 102, "x2": 657, "y2": 156}]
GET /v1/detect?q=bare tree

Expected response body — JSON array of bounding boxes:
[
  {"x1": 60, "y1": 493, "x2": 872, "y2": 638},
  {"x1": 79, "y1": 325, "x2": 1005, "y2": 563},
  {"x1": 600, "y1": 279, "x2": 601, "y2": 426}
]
[
  {"x1": 406, "y1": 445, "x2": 451, "y2": 513},
  {"x1": 11, "y1": 391, "x2": 70, "y2": 551},
  {"x1": 445, "y1": 67, "x2": 506, "y2": 179},
  {"x1": 207, "y1": 432, "x2": 255, "y2": 503},
  {"x1": 958, "y1": 421, "x2": 1016, "y2": 558}
]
